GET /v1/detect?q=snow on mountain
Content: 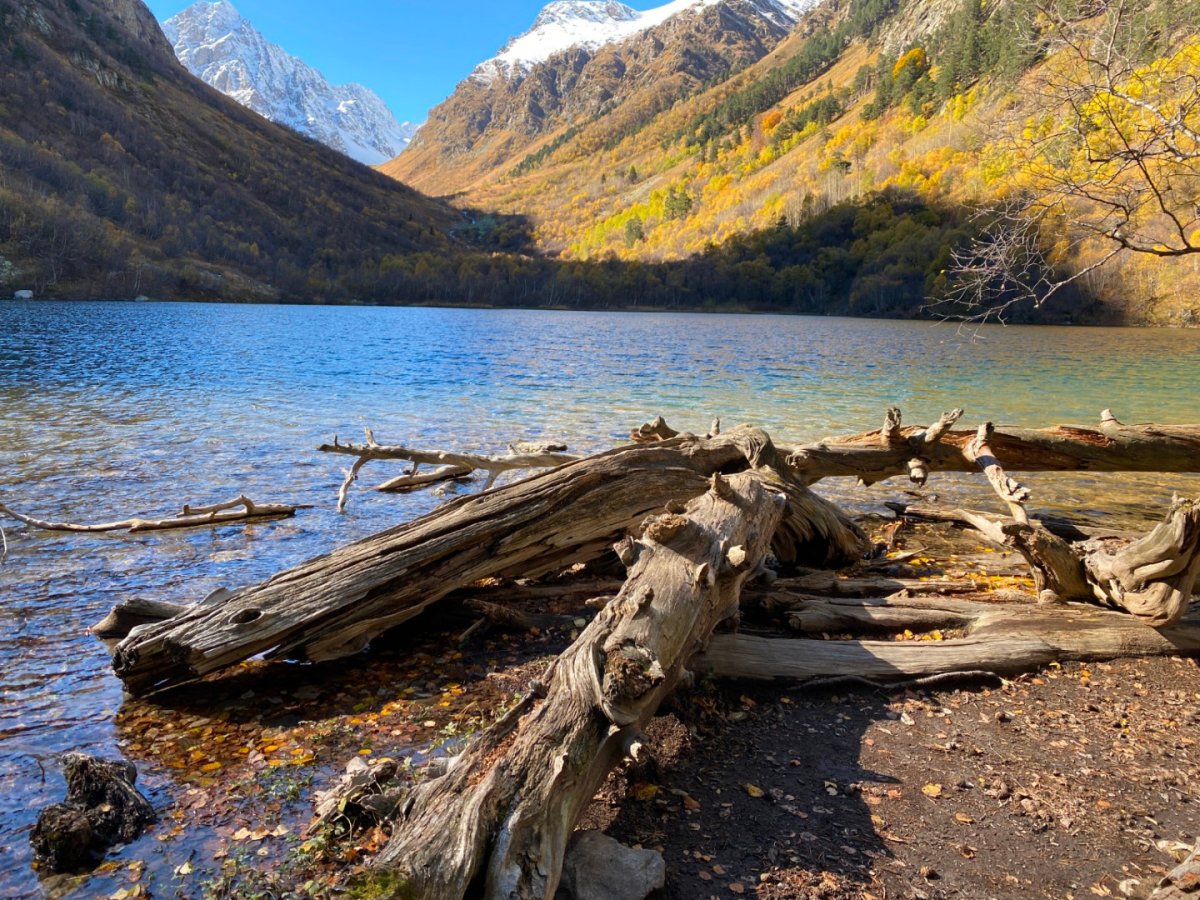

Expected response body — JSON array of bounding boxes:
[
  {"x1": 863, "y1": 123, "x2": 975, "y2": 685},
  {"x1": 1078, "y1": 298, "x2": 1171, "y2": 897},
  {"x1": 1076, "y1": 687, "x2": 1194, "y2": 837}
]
[
  {"x1": 162, "y1": 1, "x2": 418, "y2": 166},
  {"x1": 472, "y1": 0, "x2": 820, "y2": 83}
]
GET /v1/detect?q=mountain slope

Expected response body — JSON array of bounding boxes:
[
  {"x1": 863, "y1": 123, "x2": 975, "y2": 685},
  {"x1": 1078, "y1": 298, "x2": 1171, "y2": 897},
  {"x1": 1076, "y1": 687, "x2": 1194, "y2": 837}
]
[
  {"x1": 384, "y1": 0, "x2": 819, "y2": 194},
  {"x1": 385, "y1": 0, "x2": 1200, "y2": 323},
  {"x1": 0, "y1": 0, "x2": 456, "y2": 301},
  {"x1": 162, "y1": 1, "x2": 417, "y2": 165}
]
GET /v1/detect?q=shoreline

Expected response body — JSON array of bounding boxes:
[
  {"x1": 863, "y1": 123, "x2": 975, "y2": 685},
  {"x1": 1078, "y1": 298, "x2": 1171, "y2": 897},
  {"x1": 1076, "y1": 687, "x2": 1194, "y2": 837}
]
[{"x1": 6, "y1": 295, "x2": 1195, "y2": 328}]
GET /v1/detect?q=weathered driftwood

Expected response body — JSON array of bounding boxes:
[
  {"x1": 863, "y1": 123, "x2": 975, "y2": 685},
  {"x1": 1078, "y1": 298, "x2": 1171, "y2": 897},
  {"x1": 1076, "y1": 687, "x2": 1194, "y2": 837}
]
[
  {"x1": 898, "y1": 498, "x2": 1200, "y2": 627},
  {"x1": 693, "y1": 594, "x2": 1200, "y2": 683},
  {"x1": 90, "y1": 587, "x2": 234, "y2": 641},
  {"x1": 373, "y1": 464, "x2": 473, "y2": 493},
  {"x1": 91, "y1": 598, "x2": 190, "y2": 639},
  {"x1": 1084, "y1": 498, "x2": 1200, "y2": 625},
  {"x1": 780, "y1": 408, "x2": 1200, "y2": 486},
  {"x1": 370, "y1": 473, "x2": 784, "y2": 898},
  {"x1": 0, "y1": 496, "x2": 302, "y2": 533},
  {"x1": 111, "y1": 428, "x2": 862, "y2": 695},
  {"x1": 318, "y1": 429, "x2": 579, "y2": 511}
]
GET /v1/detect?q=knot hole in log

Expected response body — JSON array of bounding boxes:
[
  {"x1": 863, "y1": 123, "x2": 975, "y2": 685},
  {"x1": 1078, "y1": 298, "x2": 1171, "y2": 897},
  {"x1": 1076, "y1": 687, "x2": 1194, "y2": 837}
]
[{"x1": 228, "y1": 608, "x2": 264, "y2": 626}]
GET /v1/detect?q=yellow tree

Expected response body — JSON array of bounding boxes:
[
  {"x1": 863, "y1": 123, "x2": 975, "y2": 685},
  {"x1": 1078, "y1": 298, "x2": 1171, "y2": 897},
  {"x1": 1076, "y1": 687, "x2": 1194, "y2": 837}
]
[{"x1": 945, "y1": 0, "x2": 1200, "y2": 320}]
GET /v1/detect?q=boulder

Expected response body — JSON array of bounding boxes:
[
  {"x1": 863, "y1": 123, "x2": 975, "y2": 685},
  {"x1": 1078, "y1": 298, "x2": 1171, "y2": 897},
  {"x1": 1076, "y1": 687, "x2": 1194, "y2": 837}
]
[{"x1": 559, "y1": 830, "x2": 666, "y2": 900}]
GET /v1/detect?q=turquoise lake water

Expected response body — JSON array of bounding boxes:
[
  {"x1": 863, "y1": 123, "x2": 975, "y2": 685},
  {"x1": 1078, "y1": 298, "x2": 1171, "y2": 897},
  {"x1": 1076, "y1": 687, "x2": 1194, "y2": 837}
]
[{"x1": 1, "y1": 300, "x2": 1198, "y2": 894}]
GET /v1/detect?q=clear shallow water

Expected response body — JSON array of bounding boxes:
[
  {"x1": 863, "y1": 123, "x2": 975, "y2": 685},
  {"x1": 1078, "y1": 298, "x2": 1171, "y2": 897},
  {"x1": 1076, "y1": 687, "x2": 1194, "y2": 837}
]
[{"x1": 1, "y1": 301, "x2": 1199, "y2": 893}]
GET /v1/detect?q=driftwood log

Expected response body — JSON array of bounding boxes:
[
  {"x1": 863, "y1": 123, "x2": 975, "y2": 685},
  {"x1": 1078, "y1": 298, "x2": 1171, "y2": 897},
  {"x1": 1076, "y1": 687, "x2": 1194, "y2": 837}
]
[
  {"x1": 632, "y1": 410, "x2": 1200, "y2": 485},
  {"x1": 369, "y1": 472, "x2": 783, "y2": 898},
  {"x1": 693, "y1": 594, "x2": 1200, "y2": 683},
  {"x1": 779, "y1": 408, "x2": 1200, "y2": 486},
  {"x1": 898, "y1": 498, "x2": 1200, "y2": 626},
  {"x1": 111, "y1": 428, "x2": 864, "y2": 695},
  {"x1": 0, "y1": 496, "x2": 303, "y2": 533}
]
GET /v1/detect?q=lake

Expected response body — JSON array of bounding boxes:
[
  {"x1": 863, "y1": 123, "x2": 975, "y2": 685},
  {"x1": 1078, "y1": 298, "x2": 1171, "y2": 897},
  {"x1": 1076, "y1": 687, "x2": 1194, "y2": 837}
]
[{"x1": 1, "y1": 300, "x2": 1198, "y2": 895}]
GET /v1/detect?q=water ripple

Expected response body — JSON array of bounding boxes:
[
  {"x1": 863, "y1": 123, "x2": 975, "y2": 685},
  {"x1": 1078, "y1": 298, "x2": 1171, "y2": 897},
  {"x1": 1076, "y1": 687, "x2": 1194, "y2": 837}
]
[{"x1": 1, "y1": 301, "x2": 1199, "y2": 892}]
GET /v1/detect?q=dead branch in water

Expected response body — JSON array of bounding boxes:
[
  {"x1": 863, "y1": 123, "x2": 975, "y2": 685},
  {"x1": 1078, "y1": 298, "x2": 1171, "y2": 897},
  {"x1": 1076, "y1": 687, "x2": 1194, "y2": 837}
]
[
  {"x1": 0, "y1": 495, "x2": 305, "y2": 534},
  {"x1": 318, "y1": 429, "x2": 578, "y2": 511}
]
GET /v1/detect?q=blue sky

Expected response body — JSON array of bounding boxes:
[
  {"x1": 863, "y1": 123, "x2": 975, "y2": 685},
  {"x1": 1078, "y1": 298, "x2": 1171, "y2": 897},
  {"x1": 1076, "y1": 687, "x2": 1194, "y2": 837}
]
[{"x1": 144, "y1": 1, "x2": 647, "y2": 125}]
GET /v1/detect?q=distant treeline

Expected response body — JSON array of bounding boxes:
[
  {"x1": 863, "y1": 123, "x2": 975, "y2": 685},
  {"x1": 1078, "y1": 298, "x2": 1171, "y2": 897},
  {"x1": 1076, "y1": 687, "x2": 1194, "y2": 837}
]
[{"x1": 329, "y1": 192, "x2": 1098, "y2": 323}]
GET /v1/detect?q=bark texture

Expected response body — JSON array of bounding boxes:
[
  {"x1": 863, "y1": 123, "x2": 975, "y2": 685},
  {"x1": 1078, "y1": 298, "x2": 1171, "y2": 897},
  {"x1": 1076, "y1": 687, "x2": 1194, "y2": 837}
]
[{"x1": 371, "y1": 473, "x2": 784, "y2": 899}]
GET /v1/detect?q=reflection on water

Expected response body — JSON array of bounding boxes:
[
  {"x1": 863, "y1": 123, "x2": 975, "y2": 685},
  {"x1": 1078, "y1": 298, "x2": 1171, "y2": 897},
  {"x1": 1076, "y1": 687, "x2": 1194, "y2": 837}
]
[{"x1": 1, "y1": 301, "x2": 1198, "y2": 894}]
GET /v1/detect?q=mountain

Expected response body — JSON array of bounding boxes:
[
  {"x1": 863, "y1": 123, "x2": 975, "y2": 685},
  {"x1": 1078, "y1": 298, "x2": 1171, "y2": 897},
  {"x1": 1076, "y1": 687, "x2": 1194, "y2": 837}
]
[
  {"x1": 161, "y1": 1, "x2": 417, "y2": 166},
  {"x1": 384, "y1": 0, "x2": 820, "y2": 194},
  {"x1": 0, "y1": 0, "x2": 456, "y2": 301},
  {"x1": 378, "y1": 0, "x2": 1200, "y2": 323}
]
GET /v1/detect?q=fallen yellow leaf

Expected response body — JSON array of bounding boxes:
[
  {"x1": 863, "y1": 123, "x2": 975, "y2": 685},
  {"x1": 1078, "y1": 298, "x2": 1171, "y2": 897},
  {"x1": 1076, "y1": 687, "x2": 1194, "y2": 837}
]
[
  {"x1": 632, "y1": 783, "x2": 658, "y2": 801},
  {"x1": 921, "y1": 783, "x2": 943, "y2": 798},
  {"x1": 743, "y1": 783, "x2": 765, "y2": 798}
]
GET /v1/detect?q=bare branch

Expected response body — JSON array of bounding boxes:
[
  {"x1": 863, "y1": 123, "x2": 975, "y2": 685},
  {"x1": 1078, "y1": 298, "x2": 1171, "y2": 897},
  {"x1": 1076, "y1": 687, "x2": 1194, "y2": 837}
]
[
  {"x1": 320, "y1": 428, "x2": 579, "y2": 511},
  {"x1": 0, "y1": 496, "x2": 304, "y2": 533}
]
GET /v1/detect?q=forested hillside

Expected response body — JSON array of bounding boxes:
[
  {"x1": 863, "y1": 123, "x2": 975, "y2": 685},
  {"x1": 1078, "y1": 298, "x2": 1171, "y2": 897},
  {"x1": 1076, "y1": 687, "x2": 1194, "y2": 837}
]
[
  {"x1": 391, "y1": 0, "x2": 1200, "y2": 323},
  {"x1": 2, "y1": 0, "x2": 1195, "y2": 322},
  {"x1": 0, "y1": 0, "x2": 457, "y2": 301}
]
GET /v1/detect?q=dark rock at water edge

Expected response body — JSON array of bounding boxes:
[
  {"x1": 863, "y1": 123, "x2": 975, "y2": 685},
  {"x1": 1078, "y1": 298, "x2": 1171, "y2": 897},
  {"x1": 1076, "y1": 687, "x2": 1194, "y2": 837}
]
[{"x1": 31, "y1": 753, "x2": 156, "y2": 873}]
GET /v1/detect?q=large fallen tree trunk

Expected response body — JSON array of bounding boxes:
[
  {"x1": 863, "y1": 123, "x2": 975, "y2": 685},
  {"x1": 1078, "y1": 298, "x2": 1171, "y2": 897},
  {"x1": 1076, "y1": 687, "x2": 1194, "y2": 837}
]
[
  {"x1": 370, "y1": 472, "x2": 784, "y2": 899},
  {"x1": 111, "y1": 428, "x2": 864, "y2": 695},
  {"x1": 779, "y1": 408, "x2": 1200, "y2": 486}
]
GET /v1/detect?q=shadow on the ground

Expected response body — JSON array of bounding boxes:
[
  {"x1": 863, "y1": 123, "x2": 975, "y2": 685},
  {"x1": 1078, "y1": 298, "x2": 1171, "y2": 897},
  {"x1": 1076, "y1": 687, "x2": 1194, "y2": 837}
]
[{"x1": 599, "y1": 681, "x2": 903, "y2": 898}]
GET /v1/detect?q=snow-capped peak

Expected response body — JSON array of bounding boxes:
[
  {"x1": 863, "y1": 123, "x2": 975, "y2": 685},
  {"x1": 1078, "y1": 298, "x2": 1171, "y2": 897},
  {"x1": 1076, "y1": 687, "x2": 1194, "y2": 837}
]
[
  {"x1": 162, "y1": 1, "x2": 418, "y2": 165},
  {"x1": 472, "y1": 0, "x2": 818, "y2": 83},
  {"x1": 472, "y1": 0, "x2": 710, "y2": 81},
  {"x1": 531, "y1": 0, "x2": 641, "y2": 30},
  {"x1": 174, "y1": 0, "x2": 242, "y2": 39}
]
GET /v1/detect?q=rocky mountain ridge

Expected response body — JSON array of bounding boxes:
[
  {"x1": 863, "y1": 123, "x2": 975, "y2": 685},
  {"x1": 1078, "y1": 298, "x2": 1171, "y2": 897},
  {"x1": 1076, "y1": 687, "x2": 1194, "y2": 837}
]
[
  {"x1": 162, "y1": 0, "x2": 418, "y2": 165},
  {"x1": 386, "y1": 0, "x2": 821, "y2": 193}
]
